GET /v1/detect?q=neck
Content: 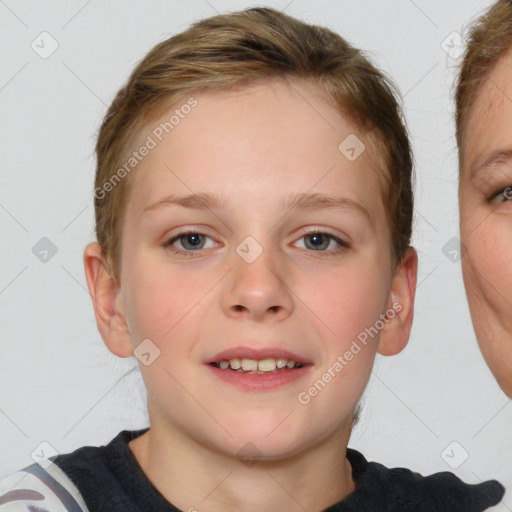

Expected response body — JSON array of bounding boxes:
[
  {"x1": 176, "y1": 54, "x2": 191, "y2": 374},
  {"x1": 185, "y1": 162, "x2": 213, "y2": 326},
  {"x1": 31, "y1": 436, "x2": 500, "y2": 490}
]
[{"x1": 129, "y1": 416, "x2": 355, "y2": 512}]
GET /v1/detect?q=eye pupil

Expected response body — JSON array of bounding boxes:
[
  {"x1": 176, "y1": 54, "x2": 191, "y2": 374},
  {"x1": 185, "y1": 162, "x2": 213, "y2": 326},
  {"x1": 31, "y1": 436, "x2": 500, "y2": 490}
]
[
  {"x1": 310, "y1": 234, "x2": 322, "y2": 245},
  {"x1": 181, "y1": 233, "x2": 204, "y2": 250},
  {"x1": 306, "y1": 233, "x2": 329, "y2": 250}
]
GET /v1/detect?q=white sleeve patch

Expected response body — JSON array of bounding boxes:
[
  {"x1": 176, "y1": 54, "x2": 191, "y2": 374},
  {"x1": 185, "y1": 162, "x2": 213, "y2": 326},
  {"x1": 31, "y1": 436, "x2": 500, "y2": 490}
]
[{"x1": 0, "y1": 463, "x2": 88, "y2": 512}]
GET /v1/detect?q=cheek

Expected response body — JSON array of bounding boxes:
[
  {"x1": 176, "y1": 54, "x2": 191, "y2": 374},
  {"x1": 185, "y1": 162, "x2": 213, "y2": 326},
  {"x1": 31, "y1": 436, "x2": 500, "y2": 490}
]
[
  {"x1": 306, "y1": 265, "x2": 390, "y2": 348},
  {"x1": 465, "y1": 219, "x2": 512, "y2": 290},
  {"x1": 123, "y1": 259, "x2": 210, "y2": 344},
  {"x1": 462, "y1": 218, "x2": 512, "y2": 319}
]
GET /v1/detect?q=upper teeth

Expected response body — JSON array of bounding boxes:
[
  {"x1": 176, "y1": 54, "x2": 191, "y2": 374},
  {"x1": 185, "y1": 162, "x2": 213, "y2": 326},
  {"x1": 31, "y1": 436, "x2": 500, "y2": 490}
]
[{"x1": 217, "y1": 358, "x2": 299, "y2": 372}]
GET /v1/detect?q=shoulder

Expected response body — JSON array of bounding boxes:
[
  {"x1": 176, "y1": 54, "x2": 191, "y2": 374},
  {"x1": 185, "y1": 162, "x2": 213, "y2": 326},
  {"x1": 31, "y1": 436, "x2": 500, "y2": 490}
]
[
  {"x1": 47, "y1": 429, "x2": 150, "y2": 511},
  {"x1": 0, "y1": 429, "x2": 145, "y2": 512},
  {"x1": 345, "y1": 449, "x2": 505, "y2": 512},
  {"x1": 50, "y1": 429, "x2": 147, "y2": 502},
  {"x1": 0, "y1": 461, "x2": 88, "y2": 512}
]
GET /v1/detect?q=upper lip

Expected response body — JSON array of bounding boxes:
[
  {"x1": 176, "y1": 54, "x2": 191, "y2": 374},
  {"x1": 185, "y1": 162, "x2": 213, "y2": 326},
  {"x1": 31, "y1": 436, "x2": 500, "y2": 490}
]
[{"x1": 207, "y1": 346, "x2": 312, "y2": 365}]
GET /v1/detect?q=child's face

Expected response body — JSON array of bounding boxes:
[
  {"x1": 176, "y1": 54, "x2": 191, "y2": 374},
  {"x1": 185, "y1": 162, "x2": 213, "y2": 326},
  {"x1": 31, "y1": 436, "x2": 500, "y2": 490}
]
[
  {"x1": 459, "y1": 49, "x2": 512, "y2": 397},
  {"x1": 101, "y1": 79, "x2": 415, "y2": 459}
]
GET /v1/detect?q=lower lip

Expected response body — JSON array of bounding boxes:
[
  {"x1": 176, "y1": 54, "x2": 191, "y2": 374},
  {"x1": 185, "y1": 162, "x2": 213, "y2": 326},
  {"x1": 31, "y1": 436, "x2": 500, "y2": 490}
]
[{"x1": 207, "y1": 364, "x2": 311, "y2": 391}]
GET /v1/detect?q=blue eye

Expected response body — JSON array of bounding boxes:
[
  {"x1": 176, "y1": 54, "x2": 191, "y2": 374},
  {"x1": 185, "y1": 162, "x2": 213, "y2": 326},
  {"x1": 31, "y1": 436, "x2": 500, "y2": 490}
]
[
  {"x1": 164, "y1": 229, "x2": 349, "y2": 259},
  {"x1": 294, "y1": 231, "x2": 349, "y2": 254},
  {"x1": 165, "y1": 231, "x2": 216, "y2": 257},
  {"x1": 491, "y1": 186, "x2": 512, "y2": 203}
]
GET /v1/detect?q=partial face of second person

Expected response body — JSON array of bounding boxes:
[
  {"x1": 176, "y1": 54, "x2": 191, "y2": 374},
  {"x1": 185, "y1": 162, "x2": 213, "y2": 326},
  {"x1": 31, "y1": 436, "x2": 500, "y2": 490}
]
[{"x1": 459, "y1": 47, "x2": 512, "y2": 397}]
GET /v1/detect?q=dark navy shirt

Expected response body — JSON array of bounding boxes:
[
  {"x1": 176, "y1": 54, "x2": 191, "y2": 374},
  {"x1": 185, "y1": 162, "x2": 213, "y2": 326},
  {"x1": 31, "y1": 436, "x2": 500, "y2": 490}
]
[{"x1": 50, "y1": 428, "x2": 504, "y2": 511}]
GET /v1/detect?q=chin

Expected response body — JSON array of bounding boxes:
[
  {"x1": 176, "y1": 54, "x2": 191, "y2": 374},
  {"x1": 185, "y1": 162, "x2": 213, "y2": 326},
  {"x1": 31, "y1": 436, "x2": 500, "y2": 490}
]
[
  {"x1": 499, "y1": 382, "x2": 512, "y2": 399},
  {"x1": 204, "y1": 417, "x2": 309, "y2": 461},
  {"x1": 225, "y1": 435, "x2": 309, "y2": 464},
  {"x1": 491, "y1": 364, "x2": 512, "y2": 398},
  {"x1": 224, "y1": 417, "x2": 340, "y2": 464},
  {"x1": 477, "y1": 332, "x2": 512, "y2": 398}
]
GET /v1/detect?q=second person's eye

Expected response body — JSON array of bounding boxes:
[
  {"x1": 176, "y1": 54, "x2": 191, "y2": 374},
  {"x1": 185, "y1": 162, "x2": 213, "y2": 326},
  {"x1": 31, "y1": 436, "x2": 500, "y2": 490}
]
[{"x1": 491, "y1": 186, "x2": 512, "y2": 203}]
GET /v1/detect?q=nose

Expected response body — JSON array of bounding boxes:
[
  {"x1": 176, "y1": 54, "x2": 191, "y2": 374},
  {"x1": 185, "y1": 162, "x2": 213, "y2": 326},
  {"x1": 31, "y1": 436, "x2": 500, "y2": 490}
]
[{"x1": 221, "y1": 241, "x2": 294, "y2": 322}]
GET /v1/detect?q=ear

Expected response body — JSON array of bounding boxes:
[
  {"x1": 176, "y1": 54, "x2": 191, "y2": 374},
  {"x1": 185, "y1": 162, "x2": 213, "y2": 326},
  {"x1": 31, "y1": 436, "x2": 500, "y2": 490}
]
[
  {"x1": 377, "y1": 247, "x2": 418, "y2": 356},
  {"x1": 83, "y1": 242, "x2": 133, "y2": 358}
]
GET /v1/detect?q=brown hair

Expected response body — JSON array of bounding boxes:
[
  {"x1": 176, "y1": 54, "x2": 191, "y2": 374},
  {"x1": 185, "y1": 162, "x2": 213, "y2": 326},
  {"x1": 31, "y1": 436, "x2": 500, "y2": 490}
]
[
  {"x1": 94, "y1": 7, "x2": 413, "y2": 283},
  {"x1": 455, "y1": 0, "x2": 512, "y2": 157}
]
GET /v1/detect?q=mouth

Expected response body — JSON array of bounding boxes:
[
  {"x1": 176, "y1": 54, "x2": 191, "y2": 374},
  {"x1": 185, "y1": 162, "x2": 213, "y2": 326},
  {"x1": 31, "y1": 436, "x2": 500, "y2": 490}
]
[
  {"x1": 206, "y1": 348, "x2": 312, "y2": 391},
  {"x1": 210, "y1": 357, "x2": 305, "y2": 374}
]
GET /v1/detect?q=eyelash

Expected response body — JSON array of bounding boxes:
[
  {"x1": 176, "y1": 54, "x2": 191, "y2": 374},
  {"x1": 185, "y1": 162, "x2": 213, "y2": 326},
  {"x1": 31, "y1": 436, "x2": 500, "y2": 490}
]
[
  {"x1": 164, "y1": 228, "x2": 349, "y2": 258},
  {"x1": 490, "y1": 186, "x2": 512, "y2": 203}
]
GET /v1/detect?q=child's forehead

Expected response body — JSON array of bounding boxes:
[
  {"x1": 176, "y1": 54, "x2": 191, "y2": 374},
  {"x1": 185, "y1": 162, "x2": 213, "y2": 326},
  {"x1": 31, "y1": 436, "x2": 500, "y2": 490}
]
[
  {"x1": 137, "y1": 78, "x2": 355, "y2": 147},
  {"x1": 123, "y1": 79, "x2": 386, "y2": 218},
  {"x1": 133, "y1": 82, "x2": 369, "y2": 166}
]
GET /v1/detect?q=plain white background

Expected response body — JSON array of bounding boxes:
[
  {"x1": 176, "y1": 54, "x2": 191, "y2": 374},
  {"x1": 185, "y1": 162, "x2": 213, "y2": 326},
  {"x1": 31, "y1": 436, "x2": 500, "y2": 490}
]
[{"x1": 0, "y1": 0, "x2": 510, "y2": 509}]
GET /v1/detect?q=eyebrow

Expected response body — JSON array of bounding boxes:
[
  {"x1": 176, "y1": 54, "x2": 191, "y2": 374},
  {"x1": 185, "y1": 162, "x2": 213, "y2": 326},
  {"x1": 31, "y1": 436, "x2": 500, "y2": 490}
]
[
  {"x1": 143, "y1": 191, "x2": 371, "y2": 220},
  {"x1": 471, "y1": 148, "x2": 512, "y2": 181},
  {"x1": 143, "y1": 192, "x2": 230, "y2": 212}
]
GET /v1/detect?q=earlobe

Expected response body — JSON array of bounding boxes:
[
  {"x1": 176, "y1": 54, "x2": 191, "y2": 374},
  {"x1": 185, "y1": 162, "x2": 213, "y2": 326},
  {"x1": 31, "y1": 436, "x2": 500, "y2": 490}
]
[
  {"x1": 83, "y1": 242, "x2": 133, "y2": 358},
  {"x1": 377, "y1": 247, "x2": 418, "y2": 357}
]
